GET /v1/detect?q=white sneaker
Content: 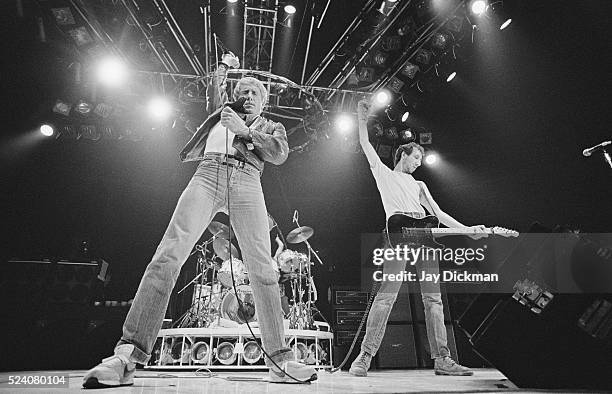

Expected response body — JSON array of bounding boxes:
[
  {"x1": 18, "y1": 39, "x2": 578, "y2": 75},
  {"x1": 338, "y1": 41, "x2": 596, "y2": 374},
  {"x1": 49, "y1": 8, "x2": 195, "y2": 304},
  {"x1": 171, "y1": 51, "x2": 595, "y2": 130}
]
[
  {"x1": 83, "y1": 344, "x2": 136, "y2": 388},
  {"x1": 268, "y1": 360, "x2": 318, "y2": 384}
]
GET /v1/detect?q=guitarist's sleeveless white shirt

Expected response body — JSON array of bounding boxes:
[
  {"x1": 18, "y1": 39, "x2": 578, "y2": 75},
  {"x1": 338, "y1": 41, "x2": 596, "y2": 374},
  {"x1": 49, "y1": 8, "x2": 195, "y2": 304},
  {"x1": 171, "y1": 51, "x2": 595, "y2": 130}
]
[{"x1": 365, "y1": 146, "x2": 425, "y2": 220}]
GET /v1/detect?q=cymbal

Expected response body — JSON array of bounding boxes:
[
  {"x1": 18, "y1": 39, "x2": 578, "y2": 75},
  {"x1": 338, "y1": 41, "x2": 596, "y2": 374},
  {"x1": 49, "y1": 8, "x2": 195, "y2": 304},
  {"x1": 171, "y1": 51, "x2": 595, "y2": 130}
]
[
  {"x1": 267, "y1": 214, "x2": 276, "y2": 231},
  {"x1": 286, "y1": 226, "x2": 314, "y2": 244},
  {"x1": 208, "y1": 221, "x2": 234, "y2": 239},
  {"x1": 213, "y1": 238, "x2": 240, "y2": 261}
]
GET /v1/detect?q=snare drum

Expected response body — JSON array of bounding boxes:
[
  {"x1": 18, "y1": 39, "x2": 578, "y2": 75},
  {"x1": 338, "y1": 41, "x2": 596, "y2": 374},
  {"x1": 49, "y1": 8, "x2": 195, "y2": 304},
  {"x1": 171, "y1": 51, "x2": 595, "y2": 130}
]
[{"x1": 218, "y1": 258, "x2": 248, "y2": 288}]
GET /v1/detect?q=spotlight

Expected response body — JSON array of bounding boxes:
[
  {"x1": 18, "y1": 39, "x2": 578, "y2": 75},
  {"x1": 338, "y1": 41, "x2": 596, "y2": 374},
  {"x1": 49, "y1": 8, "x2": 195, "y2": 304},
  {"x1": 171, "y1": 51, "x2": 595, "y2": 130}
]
[
  {"x1": 216, "y1": 342, "x2": 236, "y2": 365},
  {"x1": 227, "y1": 0, "x2": 238, "y2": 3},
  {"x1": 52, "y1": 100, "x2": 72, "y2": 116},
  {"x1": 243, "y1": 341, "x2": 262, "y2": 364},
  {"x1": 500, "y1": 18, "x2": 512, "y2": 30},
  {"x1": 401, "y1": 111, "x2": 410, "y2": 122},
  {"x1": 306, "y1": 343, "x2": 327, "y2": 364},
  {"x1": 374, "y1": 90, "x2": 391, "y2": 106},
  {"x1": 371, "y1": 121, "x2": 384, "y2": 138},
  {"x1": 470, "y1": 0, "x2": 486, "y2": 16},
  {"x1": 170, "y1": 339, "x2": 191, "y2": 364},
  {"x1": 96, "y1": 57, "x2": 128, "y2": 87},
  {"x1": 399, "y1": 128, "x2": 414, "y2": 142},
  {"x1": 40, "y1": 124, "x2": 54, "y2": 137},
  {"x1": 284, "y1": 4, "x2": 296, "y2": 14},
  {"x1": 190, "y1": 342, "x2": 210, "y2": 364},
  {"x1": 74, "y1": 99, "x2": 93, "y2": 115},
  {"x1": 425, "y1": 153, "x2": 438, "y2": 165},
  {"x1": 446, "y1": 71, "x2": 457, "y2": 82},
  {"x1": 335, "y1": 114, "x2": 354, "y2": 134},
  {"x1": 148, "y1": 97, "x2": 173, "y2": 121},
  {"x1": 385, "y1": 126, "x2": 398, "y2": 141}
]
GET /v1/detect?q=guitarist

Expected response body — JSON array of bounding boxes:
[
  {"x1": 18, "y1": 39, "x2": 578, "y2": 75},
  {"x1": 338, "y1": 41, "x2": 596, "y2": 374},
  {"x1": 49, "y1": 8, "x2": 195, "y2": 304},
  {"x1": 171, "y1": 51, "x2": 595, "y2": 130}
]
[{"x1": 350, "y1": 99, "x2": 486, "y2": 377}]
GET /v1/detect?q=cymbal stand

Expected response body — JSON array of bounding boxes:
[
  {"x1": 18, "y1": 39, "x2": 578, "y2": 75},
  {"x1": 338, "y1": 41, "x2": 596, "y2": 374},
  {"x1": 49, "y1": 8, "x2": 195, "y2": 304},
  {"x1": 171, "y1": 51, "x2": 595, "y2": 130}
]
[{"x1": 175, "y1": 234, "x2": 220, "y2": 328}]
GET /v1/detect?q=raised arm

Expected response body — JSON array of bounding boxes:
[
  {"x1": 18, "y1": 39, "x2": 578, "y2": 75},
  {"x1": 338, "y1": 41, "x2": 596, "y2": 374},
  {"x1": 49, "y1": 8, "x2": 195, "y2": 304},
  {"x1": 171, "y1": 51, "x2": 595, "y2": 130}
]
[
  {"x1": 207, "y1": 52, "x2": 239, "y2": 113},
  {"x1": 357, "y1": 99, "x2": 382, "y2": 168}
]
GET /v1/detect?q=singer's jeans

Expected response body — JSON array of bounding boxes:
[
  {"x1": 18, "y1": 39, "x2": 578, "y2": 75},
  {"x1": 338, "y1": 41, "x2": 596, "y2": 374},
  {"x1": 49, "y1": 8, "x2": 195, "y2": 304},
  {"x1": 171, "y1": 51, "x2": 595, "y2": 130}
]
[
  {"x1": 360, "y1": 213, "x2": 450, "y2": 360},
  {"x1": 117, "y1": 158, "x2": 292, "y2": 365}
]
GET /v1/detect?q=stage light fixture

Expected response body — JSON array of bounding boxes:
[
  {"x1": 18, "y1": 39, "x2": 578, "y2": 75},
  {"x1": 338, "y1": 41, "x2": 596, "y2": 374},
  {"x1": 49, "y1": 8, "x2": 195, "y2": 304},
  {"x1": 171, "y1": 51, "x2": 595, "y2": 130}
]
[
  {"x1": 171, "y1": 339, "x2": 191, "y2": 364},
  {"x1": 401, "y1": 111, "x2": 410, "y2": 122},
  {"x1": 40, "y1": 124, "x2": 54, "y2": 137},
  {"x1": 75, "y1": 99, "x2": 93, "y2": 115},
  {"x1": 430, "y1": 32, "x2": 450, "y2": 50},
  {"x1": 399, "y1": 128, "x2": 414, "y2": 142},
  {"x1": 369, "y1": 120, "x2": 384, "y2": 138},
  {"x1": 284, "y1": 5, "x2": 296, "y2": 14},
  {"x1": 52, "y1": 100, "x2": 72, "y2": 116},
  {"x1": 425, "y1": 153, "x2": 438, "y2": 165},
  {"x1": 446, "y1": 71, "x2": 457, "y2": 82},
  {"x1": 374, "y1": 90, "x2": 391, "y2": 106},
  {"x1": 335, "y1": 114, "x2": 355, "y2": 134},
  {"x1": 227, "y1": 0, "x2": 238, "y2": 3},
  {"x1": 243, "y1": 341, "x2": 262, "y2": 364},
  {"x1": 292, "y1": 341, "x2": 309, "y2": 362},
  {"x1": 470, "y1": 0, "x2": 486, "y2": 16},
  {"x1": 148, "y1": 97, "x2": 173, "y2": 121},
  {"x1": 216, "y1": 342, "x2": 237, "y2": 365},
  {"x1": 385, "y1": 126, "x2": 398, "y2": 141},
  {"x1": 190, "y1": 342, "x2": 210, "y2": 364},
  {"x1": 96, "y1": 57, "x2": 128, "y2": 87},
  {"x1": 307, "y1": 343, "x2": 327, "y2": 364}
]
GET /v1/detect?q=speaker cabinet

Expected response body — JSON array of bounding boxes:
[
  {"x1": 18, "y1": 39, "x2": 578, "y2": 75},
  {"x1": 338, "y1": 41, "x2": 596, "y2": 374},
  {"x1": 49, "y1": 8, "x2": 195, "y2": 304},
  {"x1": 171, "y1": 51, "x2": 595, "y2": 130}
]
[
  {"x1": 458, "y1": 293, "x2": 612, "y2": 390},
  {"x1": 376, "y1": 324, "x2": 418, "y2": 368}
]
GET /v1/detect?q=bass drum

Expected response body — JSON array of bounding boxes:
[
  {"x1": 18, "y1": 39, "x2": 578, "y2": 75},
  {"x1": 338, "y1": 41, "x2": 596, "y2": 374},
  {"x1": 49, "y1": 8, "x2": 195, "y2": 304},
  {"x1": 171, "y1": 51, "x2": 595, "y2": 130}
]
[{"x1": 220, "y1": 284, "x2": 257, "y2": 324}]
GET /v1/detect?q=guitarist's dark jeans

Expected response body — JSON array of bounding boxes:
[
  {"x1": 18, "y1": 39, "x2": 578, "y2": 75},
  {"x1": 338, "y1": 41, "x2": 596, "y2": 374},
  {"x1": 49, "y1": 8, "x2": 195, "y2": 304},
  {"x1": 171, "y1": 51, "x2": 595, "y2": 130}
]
[{"x1": 361, "y1": 218, "x2": 450, "y2": 360}]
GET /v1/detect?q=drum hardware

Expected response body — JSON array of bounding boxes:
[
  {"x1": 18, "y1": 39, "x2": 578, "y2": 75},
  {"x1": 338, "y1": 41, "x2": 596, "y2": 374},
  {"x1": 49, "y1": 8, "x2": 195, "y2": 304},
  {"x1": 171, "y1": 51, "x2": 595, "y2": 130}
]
[
  {"x1": 207, "y1": 221, "x2": 234, "y2": 240},
  {"x1": 175, "y1": 211, "x2": 326, "y2": 331}
]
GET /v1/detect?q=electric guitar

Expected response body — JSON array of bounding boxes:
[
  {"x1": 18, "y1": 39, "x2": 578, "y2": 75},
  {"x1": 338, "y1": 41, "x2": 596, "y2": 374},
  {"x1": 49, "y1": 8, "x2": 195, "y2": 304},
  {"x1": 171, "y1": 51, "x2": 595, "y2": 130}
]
[{"x1": 386, "y1": 214, "x2": 519, "y2": 248}]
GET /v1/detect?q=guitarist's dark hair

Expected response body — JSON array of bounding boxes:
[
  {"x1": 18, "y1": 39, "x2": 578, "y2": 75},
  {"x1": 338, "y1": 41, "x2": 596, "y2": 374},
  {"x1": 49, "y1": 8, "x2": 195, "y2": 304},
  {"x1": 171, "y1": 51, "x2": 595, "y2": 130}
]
[{"x1": 394, "y1": 142, "x2": 425, "y2": 166}]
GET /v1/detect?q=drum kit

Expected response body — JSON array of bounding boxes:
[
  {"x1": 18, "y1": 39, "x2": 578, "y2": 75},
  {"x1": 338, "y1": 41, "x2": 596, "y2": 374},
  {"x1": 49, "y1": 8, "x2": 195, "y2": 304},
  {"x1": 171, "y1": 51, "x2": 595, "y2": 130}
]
[{"x1": 175, "y1": 213, "x2": 322, "y2": 330}]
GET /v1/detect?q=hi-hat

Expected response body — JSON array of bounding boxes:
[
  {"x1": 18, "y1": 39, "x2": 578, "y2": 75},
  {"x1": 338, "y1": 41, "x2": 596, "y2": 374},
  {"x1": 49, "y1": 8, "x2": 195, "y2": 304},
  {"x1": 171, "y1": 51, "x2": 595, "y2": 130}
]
[
  {"x1": 286, "y1": 226, "x2": 314, "y2": 244},
  {"x1": 213, "y1": 238, "x2": 240, "y2": 261},
  {"x1": 208, "y1": 221, "x2": 234, "y2": 240}
]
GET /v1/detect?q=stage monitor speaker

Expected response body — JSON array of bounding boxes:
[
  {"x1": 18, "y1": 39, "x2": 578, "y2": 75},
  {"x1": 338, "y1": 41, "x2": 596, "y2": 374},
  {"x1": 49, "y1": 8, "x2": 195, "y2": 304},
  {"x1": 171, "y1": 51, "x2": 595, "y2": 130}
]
[
  {"x1": 376, "y1": 323, "x2": 418, "y2": 368},
  {"x1": 458, "y1": 293, "x2": 612, "y2": 390}
]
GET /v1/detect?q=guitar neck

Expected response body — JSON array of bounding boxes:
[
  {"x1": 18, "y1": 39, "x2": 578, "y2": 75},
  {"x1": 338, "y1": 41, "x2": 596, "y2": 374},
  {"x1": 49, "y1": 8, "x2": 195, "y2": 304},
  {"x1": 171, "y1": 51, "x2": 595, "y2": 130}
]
[{"x1": 430, "y1": 228, "x2": 491, "y2": 237}]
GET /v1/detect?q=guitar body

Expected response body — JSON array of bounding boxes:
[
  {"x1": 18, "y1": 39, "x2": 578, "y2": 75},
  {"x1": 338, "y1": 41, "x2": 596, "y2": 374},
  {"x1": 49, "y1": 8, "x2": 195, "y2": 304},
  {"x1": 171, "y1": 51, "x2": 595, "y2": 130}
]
[{"x1": 386, "y1": 214, "x2": 444, "y2": 249}]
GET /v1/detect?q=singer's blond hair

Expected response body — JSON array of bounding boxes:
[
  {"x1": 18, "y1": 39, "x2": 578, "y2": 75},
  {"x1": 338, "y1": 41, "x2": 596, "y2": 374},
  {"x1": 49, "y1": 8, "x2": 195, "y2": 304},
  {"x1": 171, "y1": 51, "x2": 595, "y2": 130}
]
[{"x1": 232, "y1": 77, "x2": 268, "y2": 107}]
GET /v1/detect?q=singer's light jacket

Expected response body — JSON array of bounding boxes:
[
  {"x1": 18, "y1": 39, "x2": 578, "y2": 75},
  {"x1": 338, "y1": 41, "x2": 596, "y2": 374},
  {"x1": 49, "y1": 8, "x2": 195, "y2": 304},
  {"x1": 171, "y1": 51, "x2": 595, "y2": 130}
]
[{"x1": 179, "y1": 67, "x2": 289, "y2": 172}]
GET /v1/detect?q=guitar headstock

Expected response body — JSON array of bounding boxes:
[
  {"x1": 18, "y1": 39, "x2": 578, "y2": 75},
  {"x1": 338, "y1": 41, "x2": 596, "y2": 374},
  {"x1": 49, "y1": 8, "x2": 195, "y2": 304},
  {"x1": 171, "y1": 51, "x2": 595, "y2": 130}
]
[{"x1": 490, "y1": 226, "x2": 519, "y2": 237}]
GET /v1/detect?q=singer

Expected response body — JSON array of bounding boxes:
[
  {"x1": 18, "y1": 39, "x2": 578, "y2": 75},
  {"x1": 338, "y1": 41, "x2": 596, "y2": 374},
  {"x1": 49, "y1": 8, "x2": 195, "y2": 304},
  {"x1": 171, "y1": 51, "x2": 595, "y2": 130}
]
[{"x1": 82, "y1": 53, "x2": 316, "y2": 388}]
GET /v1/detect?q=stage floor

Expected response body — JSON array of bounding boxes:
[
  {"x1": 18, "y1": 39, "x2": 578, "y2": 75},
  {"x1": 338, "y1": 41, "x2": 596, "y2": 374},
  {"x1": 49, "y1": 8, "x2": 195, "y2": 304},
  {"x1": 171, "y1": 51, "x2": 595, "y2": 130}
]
[{"x1": 0, "y1": 368, "x2": 529, "y2": 393}]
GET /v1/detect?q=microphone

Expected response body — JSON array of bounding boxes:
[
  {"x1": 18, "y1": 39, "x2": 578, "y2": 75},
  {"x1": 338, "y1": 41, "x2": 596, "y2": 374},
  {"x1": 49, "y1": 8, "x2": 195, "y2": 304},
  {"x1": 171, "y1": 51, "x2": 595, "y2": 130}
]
[
  {"x1": 583, "y1": 140, "x2": 612, "y2": 157},
  {"x1": 224, "y1": 97, "x2": 247, "y2": 114}
]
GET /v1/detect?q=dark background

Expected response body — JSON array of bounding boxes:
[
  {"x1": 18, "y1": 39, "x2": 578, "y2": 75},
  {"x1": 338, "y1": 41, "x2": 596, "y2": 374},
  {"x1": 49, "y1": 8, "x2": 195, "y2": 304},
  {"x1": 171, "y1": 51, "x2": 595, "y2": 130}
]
[{"x1": 1, "y1": 0, "x2": 611, "y2": 368}]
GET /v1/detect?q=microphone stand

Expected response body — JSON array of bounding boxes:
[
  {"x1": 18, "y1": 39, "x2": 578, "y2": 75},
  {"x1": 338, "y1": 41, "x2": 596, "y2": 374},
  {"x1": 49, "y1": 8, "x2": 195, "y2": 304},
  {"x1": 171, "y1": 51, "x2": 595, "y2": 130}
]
[{"x1": 601, "y1": 148, "x2": 612, "y2": 170}]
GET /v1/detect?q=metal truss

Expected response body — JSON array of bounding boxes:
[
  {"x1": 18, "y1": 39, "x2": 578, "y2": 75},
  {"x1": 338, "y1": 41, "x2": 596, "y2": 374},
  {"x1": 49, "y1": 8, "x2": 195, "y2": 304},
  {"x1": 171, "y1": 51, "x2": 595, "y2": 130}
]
[{"x1": 242, "y1": 0, "x2": 278, "y2": 72}]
